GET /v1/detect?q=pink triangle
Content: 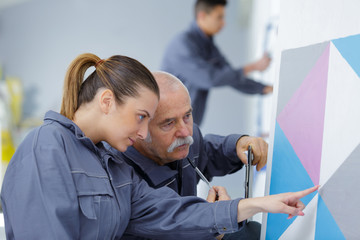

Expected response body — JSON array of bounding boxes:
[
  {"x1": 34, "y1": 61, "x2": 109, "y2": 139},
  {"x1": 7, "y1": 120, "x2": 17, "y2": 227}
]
[{"x1": 277, "y1": 43, "x2": 330, "y2": 185}]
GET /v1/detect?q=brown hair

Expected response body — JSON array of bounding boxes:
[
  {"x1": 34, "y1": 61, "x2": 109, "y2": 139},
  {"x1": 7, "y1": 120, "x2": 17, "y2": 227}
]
[{"x1": 60, "y1": 53, "x2": 159, "y2": 120}]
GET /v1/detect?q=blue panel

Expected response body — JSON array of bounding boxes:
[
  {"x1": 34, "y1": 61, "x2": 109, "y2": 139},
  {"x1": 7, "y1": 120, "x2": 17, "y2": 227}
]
[
  {"x1": 332, "y1": 34, "x2": 360, "y2": 78},
  {"x1": 315, "y1": 195, "x2": 345, "y2": 239},
  {"x1": 266, "y1": 122, "x2": 316, "y2": 240}
]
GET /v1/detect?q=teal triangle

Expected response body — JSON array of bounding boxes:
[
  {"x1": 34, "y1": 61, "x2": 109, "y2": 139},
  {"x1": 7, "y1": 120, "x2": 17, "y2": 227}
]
[
  {"x1": 315, "y1": 195, "x2": 345, "y2": 239},
  {"x1": 266, "y1": 122, "x2": 316, "y2": 240},
  {"x1": 332, "y1": 34, "x2": 360, "y2": 78}
]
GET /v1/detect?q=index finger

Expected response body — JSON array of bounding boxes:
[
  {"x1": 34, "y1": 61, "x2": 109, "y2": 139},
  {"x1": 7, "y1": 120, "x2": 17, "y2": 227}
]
[{"x1": 294, "y1": 185, "x2": 320, "y2": 199}]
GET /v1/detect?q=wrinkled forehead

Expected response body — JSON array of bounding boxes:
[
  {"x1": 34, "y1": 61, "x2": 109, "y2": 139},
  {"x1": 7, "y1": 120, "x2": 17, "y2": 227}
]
[{"x1": 153, "y1": 88, "x2": 191, "y2": 123}]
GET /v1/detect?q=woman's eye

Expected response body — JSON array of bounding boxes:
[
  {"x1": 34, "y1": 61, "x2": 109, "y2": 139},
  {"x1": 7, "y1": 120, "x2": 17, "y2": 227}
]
[{"x1": 139, "y1": 115, "x2": 145, "y2": 121}]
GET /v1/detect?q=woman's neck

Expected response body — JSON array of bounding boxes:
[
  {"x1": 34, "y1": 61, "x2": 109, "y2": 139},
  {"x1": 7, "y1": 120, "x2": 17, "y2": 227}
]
[{"x1": 73, "y1": 103, "x2": 102, "y2": 144}]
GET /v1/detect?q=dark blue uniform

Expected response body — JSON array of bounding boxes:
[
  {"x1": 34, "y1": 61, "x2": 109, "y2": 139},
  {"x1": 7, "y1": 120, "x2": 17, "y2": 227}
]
[{"x1": 111, "y1": 125, "x2": 257, "y2": 240}]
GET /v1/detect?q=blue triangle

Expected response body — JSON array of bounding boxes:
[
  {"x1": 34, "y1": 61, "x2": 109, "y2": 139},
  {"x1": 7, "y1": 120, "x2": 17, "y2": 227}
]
[
  {"x1": 266, "y1": 122, "x2": 316, "y2": 240},
  {"x1": 332, "y1": 34, "x2": 360, "y2": 78},
  {"x1": 315, "y1": 195, "x2": 345, "y2": 239}
]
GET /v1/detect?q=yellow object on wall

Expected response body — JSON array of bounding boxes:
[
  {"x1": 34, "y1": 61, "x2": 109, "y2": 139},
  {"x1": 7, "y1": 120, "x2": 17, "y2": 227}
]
[
  {"x1": 0, "y1": 77, "x2": 23, "y2": 163},
  {"x1": 1, "y1": 130, "x2": 15, "y2": 163}
]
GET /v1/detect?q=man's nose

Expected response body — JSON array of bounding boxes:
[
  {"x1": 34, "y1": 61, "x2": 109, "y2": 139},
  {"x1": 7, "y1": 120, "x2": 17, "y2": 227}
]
[{"x1": 175, "y1": 121, "x2": 190, "y2": 138}]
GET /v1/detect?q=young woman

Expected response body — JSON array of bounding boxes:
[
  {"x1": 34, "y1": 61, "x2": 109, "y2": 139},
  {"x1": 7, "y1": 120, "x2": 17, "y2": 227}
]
[
  {"x1": 1, "y1": 53, "x2": 318, "y2": 240},
  {"x1": 1, "y1": 53, "x2": 161, "y2": 239}
]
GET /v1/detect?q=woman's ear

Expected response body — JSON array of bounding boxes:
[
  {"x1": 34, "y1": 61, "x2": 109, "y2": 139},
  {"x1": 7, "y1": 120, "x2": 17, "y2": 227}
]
[{"x1": 99, "y1": 89, "x2": 115, "y2": 114}]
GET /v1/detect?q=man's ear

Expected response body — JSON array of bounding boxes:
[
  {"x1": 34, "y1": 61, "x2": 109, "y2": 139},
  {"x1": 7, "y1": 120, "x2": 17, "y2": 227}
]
[
  {"x1": 99, "y1": 89, "x2": 115, "y2": 114},
  {"x1": 197, "y1": 11, "x2": 206, "y2": 21}
]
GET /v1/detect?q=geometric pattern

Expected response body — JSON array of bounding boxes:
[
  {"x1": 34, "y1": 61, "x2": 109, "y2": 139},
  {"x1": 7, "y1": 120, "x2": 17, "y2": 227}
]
[
  {"x1": 265, "y1": 34, "x2": 360, "y2": 239},
  {"x1": 277, "y1": 43, "x2": 330, "y2": 186},
  {"x1": 279, "y1": 194, "x2": 318, "y2": 240}
]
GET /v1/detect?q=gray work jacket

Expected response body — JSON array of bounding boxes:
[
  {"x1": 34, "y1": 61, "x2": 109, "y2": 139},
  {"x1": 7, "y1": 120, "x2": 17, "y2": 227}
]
[{"x1": 1, "y1": 111, "x2": 241, "y2": 240}]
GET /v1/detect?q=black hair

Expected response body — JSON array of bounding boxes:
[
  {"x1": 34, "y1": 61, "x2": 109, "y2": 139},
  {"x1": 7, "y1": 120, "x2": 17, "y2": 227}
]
[{"x1": 195, "y1": 0, "x2": 227, "y2": 16}]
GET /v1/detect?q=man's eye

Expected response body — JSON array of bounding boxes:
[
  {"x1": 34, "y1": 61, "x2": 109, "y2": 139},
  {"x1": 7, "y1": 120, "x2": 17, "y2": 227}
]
[
  {"x1": 161, "y1": 121, "x2": 174, "y2": 131},
  {"x1": 184, "y1": 113, "x2": 191, "y2": 122},
  {"x1": 139, "y1": 115, "x2": 145, "y2": 121}
]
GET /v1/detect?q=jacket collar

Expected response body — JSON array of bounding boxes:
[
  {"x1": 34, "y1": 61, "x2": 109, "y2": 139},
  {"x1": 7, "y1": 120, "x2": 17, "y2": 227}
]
[
  {"x1": 44, "y1": 110, "x2": 99, "y2": 154},
  {"x1": 123, "y1": 146, "x2": 179, "y2": 187}
]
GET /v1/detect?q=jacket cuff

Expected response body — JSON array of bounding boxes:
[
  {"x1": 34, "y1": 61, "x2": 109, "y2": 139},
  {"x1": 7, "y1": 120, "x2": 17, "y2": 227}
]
[
  {"x1": 225, "y1": 134, "x2": 245, "y2": 161},
  {"x1": 214, "y1": 198, "x2": 242, "y2": 234}
]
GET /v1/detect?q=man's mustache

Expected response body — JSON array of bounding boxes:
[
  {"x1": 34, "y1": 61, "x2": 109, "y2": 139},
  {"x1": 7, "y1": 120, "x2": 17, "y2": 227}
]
[{"x1": 167, "y1": 136, "x2": 194, "y2": 153}]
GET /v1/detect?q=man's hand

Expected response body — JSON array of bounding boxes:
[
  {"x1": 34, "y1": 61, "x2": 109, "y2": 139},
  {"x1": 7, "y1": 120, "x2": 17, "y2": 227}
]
[
  {"x1": 206, "y1": 186, "x2": 231, "y2": 202},
  {"x1": 262, "y1": 85, "x2": 273, "y2": 94},
  {"x1": 236, "y1": 136, "x2": 268, "y2": 171},
  {"x1": 207, "y1": 187, "x2": 231, "y2": 240},
  {"x1": 243, "y1": 53, "x2": 271, "y2": 75},
  {"x1": 254, "y1": 53, "x2": 271, "y2": 72}
]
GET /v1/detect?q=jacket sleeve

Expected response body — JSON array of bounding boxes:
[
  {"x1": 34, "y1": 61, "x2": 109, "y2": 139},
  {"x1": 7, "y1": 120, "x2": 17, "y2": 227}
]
[
  {"x1": 162, "y1": 34, "x2": 266, "y2": 94},
  {"x1": 125, "y1": 173, "x2": 242, "y2": 239},
  {"x1": 1, "y1": 131, "x2": 79, "y2": 239},
  {"x1": 193, "y1": 125, "x2": 245, "y2": 181}
]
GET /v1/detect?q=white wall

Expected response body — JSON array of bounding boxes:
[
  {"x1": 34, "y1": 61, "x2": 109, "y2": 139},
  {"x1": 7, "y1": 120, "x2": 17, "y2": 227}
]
[
  {"x1": 0, "y1": 0, "x2": 194, "y2": 118},
  {"x1": 0, "y1": 0, "x2": 274, "y2": 201},
  {"x1": 0, "y1": 0, "x2": 257, "y2": 125}
]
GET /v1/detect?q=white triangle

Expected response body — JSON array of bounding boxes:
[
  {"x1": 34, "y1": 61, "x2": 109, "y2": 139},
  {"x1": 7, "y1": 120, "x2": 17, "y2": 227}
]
[
  {"x1": 279, "y1": 194, "x2": 318, "y2": 240},
  {"x1": 319, "y1": 42, "x2": 360, "y2": 185}
]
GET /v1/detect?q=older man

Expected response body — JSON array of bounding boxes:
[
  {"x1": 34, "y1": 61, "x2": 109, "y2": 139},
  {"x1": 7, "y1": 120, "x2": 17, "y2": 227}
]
[{"x1": 111, "y1": 71, "x2": 268, "y2": 240}]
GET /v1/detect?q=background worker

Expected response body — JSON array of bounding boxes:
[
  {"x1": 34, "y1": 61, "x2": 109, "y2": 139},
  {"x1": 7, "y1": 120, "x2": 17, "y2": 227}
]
[{"x1": 161, "y1": 0, "x2": 273, "y2": 125}]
